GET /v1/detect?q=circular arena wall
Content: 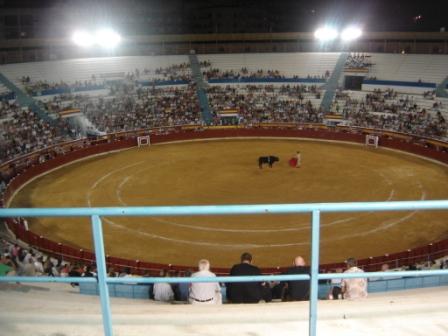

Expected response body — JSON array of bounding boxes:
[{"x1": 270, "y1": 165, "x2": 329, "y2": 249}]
[{"x1": 3, "y1": 125, "x2": 448, "y2": 273}]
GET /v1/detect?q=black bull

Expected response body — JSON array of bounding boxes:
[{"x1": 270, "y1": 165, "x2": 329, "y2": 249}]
[{"x1": 258, "y1": 156, "x2": 279, "y2": 168}]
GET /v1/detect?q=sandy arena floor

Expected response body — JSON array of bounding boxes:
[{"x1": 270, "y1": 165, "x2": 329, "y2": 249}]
[{"x1": 9, "y1": 139, "x2": 448, "y2": 267}]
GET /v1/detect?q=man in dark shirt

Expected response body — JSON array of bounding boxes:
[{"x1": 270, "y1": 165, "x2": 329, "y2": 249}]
[
  {"x1": 282, "y1": 256, "x2": 310, "y2": 301},
  {"x1": 227, "y1": 252, "x2": 262, "y2": 303}
]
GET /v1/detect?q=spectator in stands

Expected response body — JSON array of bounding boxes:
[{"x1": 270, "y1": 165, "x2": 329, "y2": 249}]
[
  {"x1": 15, "y1": 255, "x2": 36, "y2": 276},
  {"x1": 59, "y1": 263, "x2": 70, "y2": 277},
  {"x1": 0, "y1": 254, "x2": 14, "y2": 276},
  {"x1": 176, "y1": 270, "x2": 192, "y2": 302},
  {"x1": 281, "y1": 256, "x2": 310, "y2": 301},
  {"x1": 11, "y1": 244, "x2": 21, "y2": 259},
  {"x1": 328, "y1": 268, "x2": 343, "y2": 299},
  {"x1": 189, "y1": 259, "x2": 221, "y2": 305},
  {"x1": 153, "y1": 269, "x2": 174, "y2": 302},
  {"x1": 440, "y1": 260, "x2": 448, "y2": 269},
  {"x1": 82, "y1": 265, "x2": 95, "y2": 277},
  {"x1": 341, "y1": 258, "x2": 367, "y2": 300},
  {"x1": 260, "y1": 280, "x2": 273, "y2": 302},
  {"x1": 227, "y1": 252, "x2": 262, "y2": 304},
  {"x1": 33, "y1": 256, "x2": 45, "y2": 275},
  {"x1": 68, "y1": 263, "x2": 82, "y2": 287},
  {"x1": 108, "y1": 267, "x2": 118, "y2": 277},
  {"x1": 119, "y1": 267, "x2": 133, "y2": 277}
]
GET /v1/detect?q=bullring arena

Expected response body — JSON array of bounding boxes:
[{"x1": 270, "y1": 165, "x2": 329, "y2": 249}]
[
  {"x1": 9, "y1": 133, "x2": 448, "y2": 268},
  {"x1": 1, "y1": 3, "x2": 448, "y2": 334}
]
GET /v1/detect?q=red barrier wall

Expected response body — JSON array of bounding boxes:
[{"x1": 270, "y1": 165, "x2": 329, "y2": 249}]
[{"x1": 2, "y1": 126, "x2": 448, "y2": 274}]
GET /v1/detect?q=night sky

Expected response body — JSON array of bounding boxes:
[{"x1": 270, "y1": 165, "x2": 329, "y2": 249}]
[{"x1": 0, "y1": 0, "x2": 446, "y2": 33}]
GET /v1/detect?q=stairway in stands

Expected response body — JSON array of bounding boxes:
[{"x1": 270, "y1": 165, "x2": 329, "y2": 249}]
[
  {"x1": 188, "y1": 53, "x2": 213, "y2": 125},
  {"x1": 435, "y1": 76, "x2": 448, "y2": 98},
  {"x1": 320, "y1": 52, "x2": 349, "y2": 113},
  {"x1": 0, "y1": 72, "x2": 54, "y2": 124}
]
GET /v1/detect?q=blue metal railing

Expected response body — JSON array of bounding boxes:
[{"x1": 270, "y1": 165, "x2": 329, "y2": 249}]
[{"x1": 1, "y1": 200, "x2": 448, "y2": 336}]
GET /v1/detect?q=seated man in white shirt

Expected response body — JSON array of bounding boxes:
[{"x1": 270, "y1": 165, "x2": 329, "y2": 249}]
[{"x1": 189, "y1": 259, "x2": 221, "y2": 305}]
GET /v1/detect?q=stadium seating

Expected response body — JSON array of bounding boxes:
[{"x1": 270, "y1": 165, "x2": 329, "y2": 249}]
[
  {"x1": 198, "y1": 53, "x2": 339, "y2": 79},
  {"x1": 0, "y1": 52, "x2": 447, "y2": 165},
  {"x1": 78, "y1": 274, "x2": 448, "y2": 301},
  {"x1": 1, "y1": 281, "x2": 448, "y2": 336},
  {"x1": 368, "y1": 53, "x2": 448, "y2": 84},
  {"x1": 0, "y1": 55, "x2": 191, "y2": 94}
]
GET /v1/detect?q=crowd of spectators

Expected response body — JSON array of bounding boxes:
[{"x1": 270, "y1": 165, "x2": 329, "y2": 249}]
[
  {"x1": 0, "y1": 101, "x2": 76, "y2": 163},
  {"x1": 122, "y1": 63, "x2": 192, "y2": 83},
  {"x1": 333, "y1": 88, "x2": 448, "y2": 138},
  {"x1": 2, "y1": 79, "x2": 448, "y2": 166},
  {"x1": 207, "y1": 84, "x2": 324, "y2": 125},
  {"x1": 204, "y1": 67, "x2": 282, "y2": 80},
  {"x1": 200, "y1": 59, "x2": 330, "y2": 81},
  {"x1": 4, "y1": 238, "x2": 446, "y2": 304},
  {"x1": 345, "y1": 53, "x2": 372, "y2": 69},
  {"x1": 21, "y1": 63, "x2": 192, "y2": 96},
  {"x1": 3, "y1": 80, "x2": 447, "y2": 166},
  {"x1": 0, "y1": 238, "x2": 91, "y2": 280},
  {"x1": 68, "y1": 84, "x2": 202, "y2": 133},
  {"x1": 203, "y1": 67, "x2": 330, "y2": 81},
  {"x1": 22, "y1": 77, "x2": 102, "y2": 96}
]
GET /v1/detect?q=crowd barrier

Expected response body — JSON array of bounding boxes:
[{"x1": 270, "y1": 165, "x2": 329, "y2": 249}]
[{"x1": 2, "y1": 124, "x2": 448, "y2": 276}]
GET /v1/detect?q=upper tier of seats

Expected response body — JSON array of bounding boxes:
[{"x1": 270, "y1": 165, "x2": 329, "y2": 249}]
[
  {"x1": 368, "y1": 53, "x2": 448, "y2": 84},
  {"x1": 198, "y1": 53, "x2": 340, "y2": 79},
  {"x1": 0, "y1": 55, "x2": 191, "y2": 90},
  {"x1": 0, "y1": 53, "x2": 447, "y2": 94}
]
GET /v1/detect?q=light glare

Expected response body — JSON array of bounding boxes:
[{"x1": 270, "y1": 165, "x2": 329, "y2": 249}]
[
  {"x1": 314, "y1": 27, "x2": 338, "y2": 41},
  {"x1": 72, "y1": 31, "x2": 95, "y2": 47},
  {"x1": 95, "y1": 29, "x2": 121, "y2": 48},
  {"x1": 341, "y1": 27, "x2": 363, "y2": 41}
]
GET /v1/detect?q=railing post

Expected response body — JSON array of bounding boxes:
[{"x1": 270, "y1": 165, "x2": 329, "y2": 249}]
[
  {"x1": 91, "y1": 215, "x2": 113, "y2": 336},
  {"x1": 309, "y1": 210, "x2": 320, "y2": 336}
]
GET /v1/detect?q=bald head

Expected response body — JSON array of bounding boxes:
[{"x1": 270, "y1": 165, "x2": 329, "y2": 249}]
[
  {"x1": 198, "y1": 259, "x2": 210, "y2": 272},
  {"x1": 294, "y1": 256, "x2": 305, "y2": 267}
]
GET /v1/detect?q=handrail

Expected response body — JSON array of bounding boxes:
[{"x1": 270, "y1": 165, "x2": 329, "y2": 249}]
[
  {"x1": 1, "y1": 201, "x2": 448, "y2": 336},
  {"x1": 3, "y1": 200, "x2": 448, "y2": 217}
]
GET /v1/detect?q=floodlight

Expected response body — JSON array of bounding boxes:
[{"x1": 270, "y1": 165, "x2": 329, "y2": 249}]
[
  {"x1": 72, "y1": 30, "x2": 95, "y2": 47},
  {"x1": 314, "y1": 27, "x2": 338, "y2": 42},
  {"x1": 95, "y1": 29, "x2": 121, "y2": 49},
  {"x1": 341, "y1": 27, "x2": 363, "y2": 41}
]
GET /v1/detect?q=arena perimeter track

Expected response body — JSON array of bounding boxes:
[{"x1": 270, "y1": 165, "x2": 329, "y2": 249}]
[{"x1": 8, "y1": 137, "x2": 448, "y2": 268}]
